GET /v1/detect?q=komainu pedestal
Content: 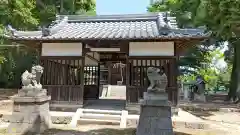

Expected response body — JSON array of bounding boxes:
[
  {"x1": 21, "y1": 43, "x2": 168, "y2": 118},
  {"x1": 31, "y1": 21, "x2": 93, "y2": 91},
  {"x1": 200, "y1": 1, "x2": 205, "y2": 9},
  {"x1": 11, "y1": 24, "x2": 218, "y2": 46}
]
[
  {"x1": 7, "y1": 95, "x2": 51, "y2": 135},
  {"x1": 136, "y1": 67, "x2": 173, "y2": 135},
  {"x1": 136, "y1": 92, "x2": 173, "y2": 135},
  {"x1": 137, "y1": 92, "x2": 173, "y2": 135},
  {"x1": 7, "y1": 65, "x2": 51, "y2": 135}
]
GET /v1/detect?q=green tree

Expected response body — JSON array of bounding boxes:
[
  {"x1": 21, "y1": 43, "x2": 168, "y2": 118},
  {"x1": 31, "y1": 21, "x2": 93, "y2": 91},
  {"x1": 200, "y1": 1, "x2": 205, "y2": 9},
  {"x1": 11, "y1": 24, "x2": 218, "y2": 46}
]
[
  {"x1": 0, "y1": 47, "x2": 38, "y2": 88},
  {"x1": 188, "y1": 0, "x2": 240, "y2": 101},
  {"x1": 0, "y1": 0, "x2": 96, "y2": 88},
  {"x1": 35, "y1": 0, "x2": 96, "y2": 26},
  {"x1": 148, "y1": 0, "x2": 238, "y2": 100},
  {"x1": 0, "y1": 0, "x2": 39, "y2": 30}
]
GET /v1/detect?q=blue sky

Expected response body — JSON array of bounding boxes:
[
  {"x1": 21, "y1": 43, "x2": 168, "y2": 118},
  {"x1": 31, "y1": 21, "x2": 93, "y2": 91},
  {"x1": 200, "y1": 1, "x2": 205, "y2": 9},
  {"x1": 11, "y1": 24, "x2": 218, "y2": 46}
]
[{"x1": 96, "y1": 0, "x2": 150, "y2": 15}]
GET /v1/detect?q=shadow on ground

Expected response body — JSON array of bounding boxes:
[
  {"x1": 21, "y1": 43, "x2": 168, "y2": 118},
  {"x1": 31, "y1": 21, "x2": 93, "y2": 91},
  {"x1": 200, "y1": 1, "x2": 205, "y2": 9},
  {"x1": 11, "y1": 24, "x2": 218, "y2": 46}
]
[
  {"x1": 188, "y1": 110, "x2": 213, "y2": 117},
  {"x1": 0, "y1": 128, "x2": 191, "y2": 135},
  {"x1": 37, "y1": 128, "x2": 191, "y2": 135},
  {"x1": 179, "y1": 101, "x2": 240, "y2": 111}
]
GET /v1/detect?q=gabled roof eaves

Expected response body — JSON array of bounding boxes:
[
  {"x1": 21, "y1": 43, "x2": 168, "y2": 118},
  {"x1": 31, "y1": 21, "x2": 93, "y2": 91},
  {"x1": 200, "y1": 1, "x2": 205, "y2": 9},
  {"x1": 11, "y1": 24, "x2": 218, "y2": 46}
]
[{"x1": 5, "y1": 12, "x2": 209, "y2": 41}]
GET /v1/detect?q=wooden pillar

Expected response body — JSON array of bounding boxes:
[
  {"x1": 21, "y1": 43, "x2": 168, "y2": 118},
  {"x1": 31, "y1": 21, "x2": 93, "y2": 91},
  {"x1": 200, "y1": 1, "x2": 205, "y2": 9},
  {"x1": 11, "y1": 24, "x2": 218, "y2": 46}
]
[
  {"x1": 36, "y1": 42, "x2": 42, "y2": 65},
  {"x1": 79, "y1": 43, "x2": 85, "y2": 106},
  {"x1": 125, "y1": 43, "x2": 130, "y2": 104},
  {"x1": 173, "y1": 42, "x2": 178, "y2": 106},
  {"x1": 107, "y1": 61, "x2": 112, "y2": 85}
]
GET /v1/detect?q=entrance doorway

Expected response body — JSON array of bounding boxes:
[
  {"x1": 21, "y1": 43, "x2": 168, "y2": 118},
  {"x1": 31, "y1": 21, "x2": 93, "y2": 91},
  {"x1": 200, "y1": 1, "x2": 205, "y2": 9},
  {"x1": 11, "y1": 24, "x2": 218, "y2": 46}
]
[
  {"x1": 84, "y1": 52, "x2": 127, "y2": 109},
  {"x1": 98, "y1": 53, "x2": 127, "y2": 100},
  {"x1": 99, "y1": 61, "x2": 126, "y2": 85},
  {"x1": 84, "y1": 53, "x2": 127, "y2": 101}
]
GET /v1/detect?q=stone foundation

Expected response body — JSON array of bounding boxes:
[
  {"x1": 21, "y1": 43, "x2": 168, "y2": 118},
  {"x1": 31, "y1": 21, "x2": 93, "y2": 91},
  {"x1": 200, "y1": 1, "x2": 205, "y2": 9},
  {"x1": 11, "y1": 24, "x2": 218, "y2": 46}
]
[{"x1": 7, "y1": 95, "x2": 51, "y2": 135}]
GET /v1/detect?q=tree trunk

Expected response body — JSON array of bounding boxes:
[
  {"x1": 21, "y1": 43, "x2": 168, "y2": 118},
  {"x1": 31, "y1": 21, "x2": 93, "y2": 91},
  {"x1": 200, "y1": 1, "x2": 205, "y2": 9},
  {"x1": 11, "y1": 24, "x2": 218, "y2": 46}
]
[
  {"x1": 227, "y1": 54, "x2": 236, "y2": 101},
  {"x1": 227, "y1": 40, "x2": 240, "y2": 101},
  {"x1": 71, "y1": 0, "x2": 76, "y2": 14},
  {"x1": 60, "y1": 0, "x2": 64, "y2": 14}
]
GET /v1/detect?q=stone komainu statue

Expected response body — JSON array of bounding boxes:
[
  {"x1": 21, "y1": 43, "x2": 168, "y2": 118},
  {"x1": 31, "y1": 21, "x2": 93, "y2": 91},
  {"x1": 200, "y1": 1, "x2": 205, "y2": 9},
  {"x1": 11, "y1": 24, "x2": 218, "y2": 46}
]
[
  {"x1": 21, "y1": 65, "x2": 44, "y2": 90},
  {"x1": 147, "y1": 67, "x2": 168, "y2": 92}
]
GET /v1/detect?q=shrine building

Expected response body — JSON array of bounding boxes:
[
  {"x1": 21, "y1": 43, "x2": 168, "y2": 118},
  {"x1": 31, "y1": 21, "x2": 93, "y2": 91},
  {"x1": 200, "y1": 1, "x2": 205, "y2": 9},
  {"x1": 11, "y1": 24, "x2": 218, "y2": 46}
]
[{"x1": 6, "y1": 12, "x2": 208, "y2": 110}]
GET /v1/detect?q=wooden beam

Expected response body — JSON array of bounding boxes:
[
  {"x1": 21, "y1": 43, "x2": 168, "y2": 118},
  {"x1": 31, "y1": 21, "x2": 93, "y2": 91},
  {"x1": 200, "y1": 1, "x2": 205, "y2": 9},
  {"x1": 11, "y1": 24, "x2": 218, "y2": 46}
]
[{"x1": 90, "y1": 48, "x2": 120, "y2": 52}]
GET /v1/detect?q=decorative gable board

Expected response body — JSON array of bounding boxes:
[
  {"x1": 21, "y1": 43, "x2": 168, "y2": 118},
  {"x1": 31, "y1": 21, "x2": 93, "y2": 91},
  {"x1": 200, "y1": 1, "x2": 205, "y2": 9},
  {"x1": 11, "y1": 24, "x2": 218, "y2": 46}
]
[
  {"x1": 129, "y1": 42, "x2": 174, "y2": 56},
  {"x1": 41, "y1": 43, "x2": 82, "y2": 56}
]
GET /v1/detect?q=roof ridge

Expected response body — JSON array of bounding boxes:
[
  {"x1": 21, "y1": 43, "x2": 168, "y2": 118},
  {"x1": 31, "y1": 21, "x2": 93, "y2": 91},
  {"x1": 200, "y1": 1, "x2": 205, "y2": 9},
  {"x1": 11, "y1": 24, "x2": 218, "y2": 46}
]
[
  {"x1": 56, "y1": 13, "x2": 164, "y2": 22},
  {"x1": 58, "y1": 12, "x2": 159, "y2": 19}
]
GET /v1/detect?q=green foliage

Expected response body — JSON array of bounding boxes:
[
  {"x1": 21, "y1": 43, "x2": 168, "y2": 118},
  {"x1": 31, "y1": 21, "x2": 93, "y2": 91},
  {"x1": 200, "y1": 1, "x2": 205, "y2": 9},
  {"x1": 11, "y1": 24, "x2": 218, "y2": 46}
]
[
  {"x1": 0, "y1": 56, "x2": 5, "y2": 64},
  {"x1": 34, "y1": 0, "x2": 96, "y2": 26},
  {"x1": 197, "y1": 0, "x2": 240, "y2": 99},
  {"x1": 36, "y1": 5, "x2": 57, "y2": 26},
  {"x1": 178, "y1": 46, "x2": 211, "y2": 74},
  {"x1": 147, "y1": 0, "x2": 201, "y2": 28},
  {"x1": 0, "y1": 0, "x2": 39, "y2": 30},
  {"x1": 148, "y1": 0, "x2": 234, "y2": 92},
  {"x1": 75, "y1": 0, "x2": 96, "y2": 15},
  {"x1": 0, "y1": 47, "x2": 38, "y2": 88},
  {"x1": 198, "y1": 68, "x2": 218, "y2": 90},
  {"x1": 0, "y1": 0, "x2": 96, "y2": 88},
  {"x1": 179, "y1": 48, "x2": 230, "y2": 91}
]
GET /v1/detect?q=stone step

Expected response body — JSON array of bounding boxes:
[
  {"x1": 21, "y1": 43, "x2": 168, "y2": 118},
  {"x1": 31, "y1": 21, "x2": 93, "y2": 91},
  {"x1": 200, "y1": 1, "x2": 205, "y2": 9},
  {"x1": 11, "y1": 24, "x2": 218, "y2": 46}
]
[
  {"x1": 81, "y1": 113, "x2": 121, "y2": 120},
  {"x1": 69, "y1": 109, "x2": 128, "y2": 128},
  {"x1": 78, "y1": 118, "x2": 120, "y2": 124},
  {"x1": 50, "y1": 111, "x2": 75, "y2": 117},
  {"x1": 82, "y1": 109, "x2": 122, "y2": 114}
]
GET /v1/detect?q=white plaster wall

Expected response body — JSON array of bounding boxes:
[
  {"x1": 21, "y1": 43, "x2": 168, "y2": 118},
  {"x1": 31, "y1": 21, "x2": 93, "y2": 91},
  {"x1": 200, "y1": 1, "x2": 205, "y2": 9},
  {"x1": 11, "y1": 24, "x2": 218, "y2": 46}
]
[
  {"x1": 129, "y1": 42, "x2": 174, "y2": 56},
  {"x1": 41, "y1": 43, "x2": 82, "y2": 56}
]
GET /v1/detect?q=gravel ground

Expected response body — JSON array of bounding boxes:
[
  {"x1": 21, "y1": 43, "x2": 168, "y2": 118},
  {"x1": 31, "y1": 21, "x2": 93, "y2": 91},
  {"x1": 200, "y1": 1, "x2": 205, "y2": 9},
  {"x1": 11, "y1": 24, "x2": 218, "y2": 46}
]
[
  {"x1": 203, "y1": 111, "x2": 240, "y2": 124},
  {"x1": 0, "y1": 92, "x2": 240, "y2": 135}
]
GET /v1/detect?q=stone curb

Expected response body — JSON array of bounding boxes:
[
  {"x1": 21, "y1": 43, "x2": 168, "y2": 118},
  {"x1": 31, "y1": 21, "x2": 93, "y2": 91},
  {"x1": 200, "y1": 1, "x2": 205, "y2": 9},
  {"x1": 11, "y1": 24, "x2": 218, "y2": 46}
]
[{"x1": 179, "y1": 105, "x2": 240, "y2": 112}]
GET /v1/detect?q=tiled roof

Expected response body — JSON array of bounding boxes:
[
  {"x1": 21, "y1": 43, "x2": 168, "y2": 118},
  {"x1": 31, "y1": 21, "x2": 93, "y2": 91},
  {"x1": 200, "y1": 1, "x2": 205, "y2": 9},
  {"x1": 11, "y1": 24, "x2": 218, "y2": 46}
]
[{"x1": 5, "y1": 12, "x2": 209, "y2": 41}]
